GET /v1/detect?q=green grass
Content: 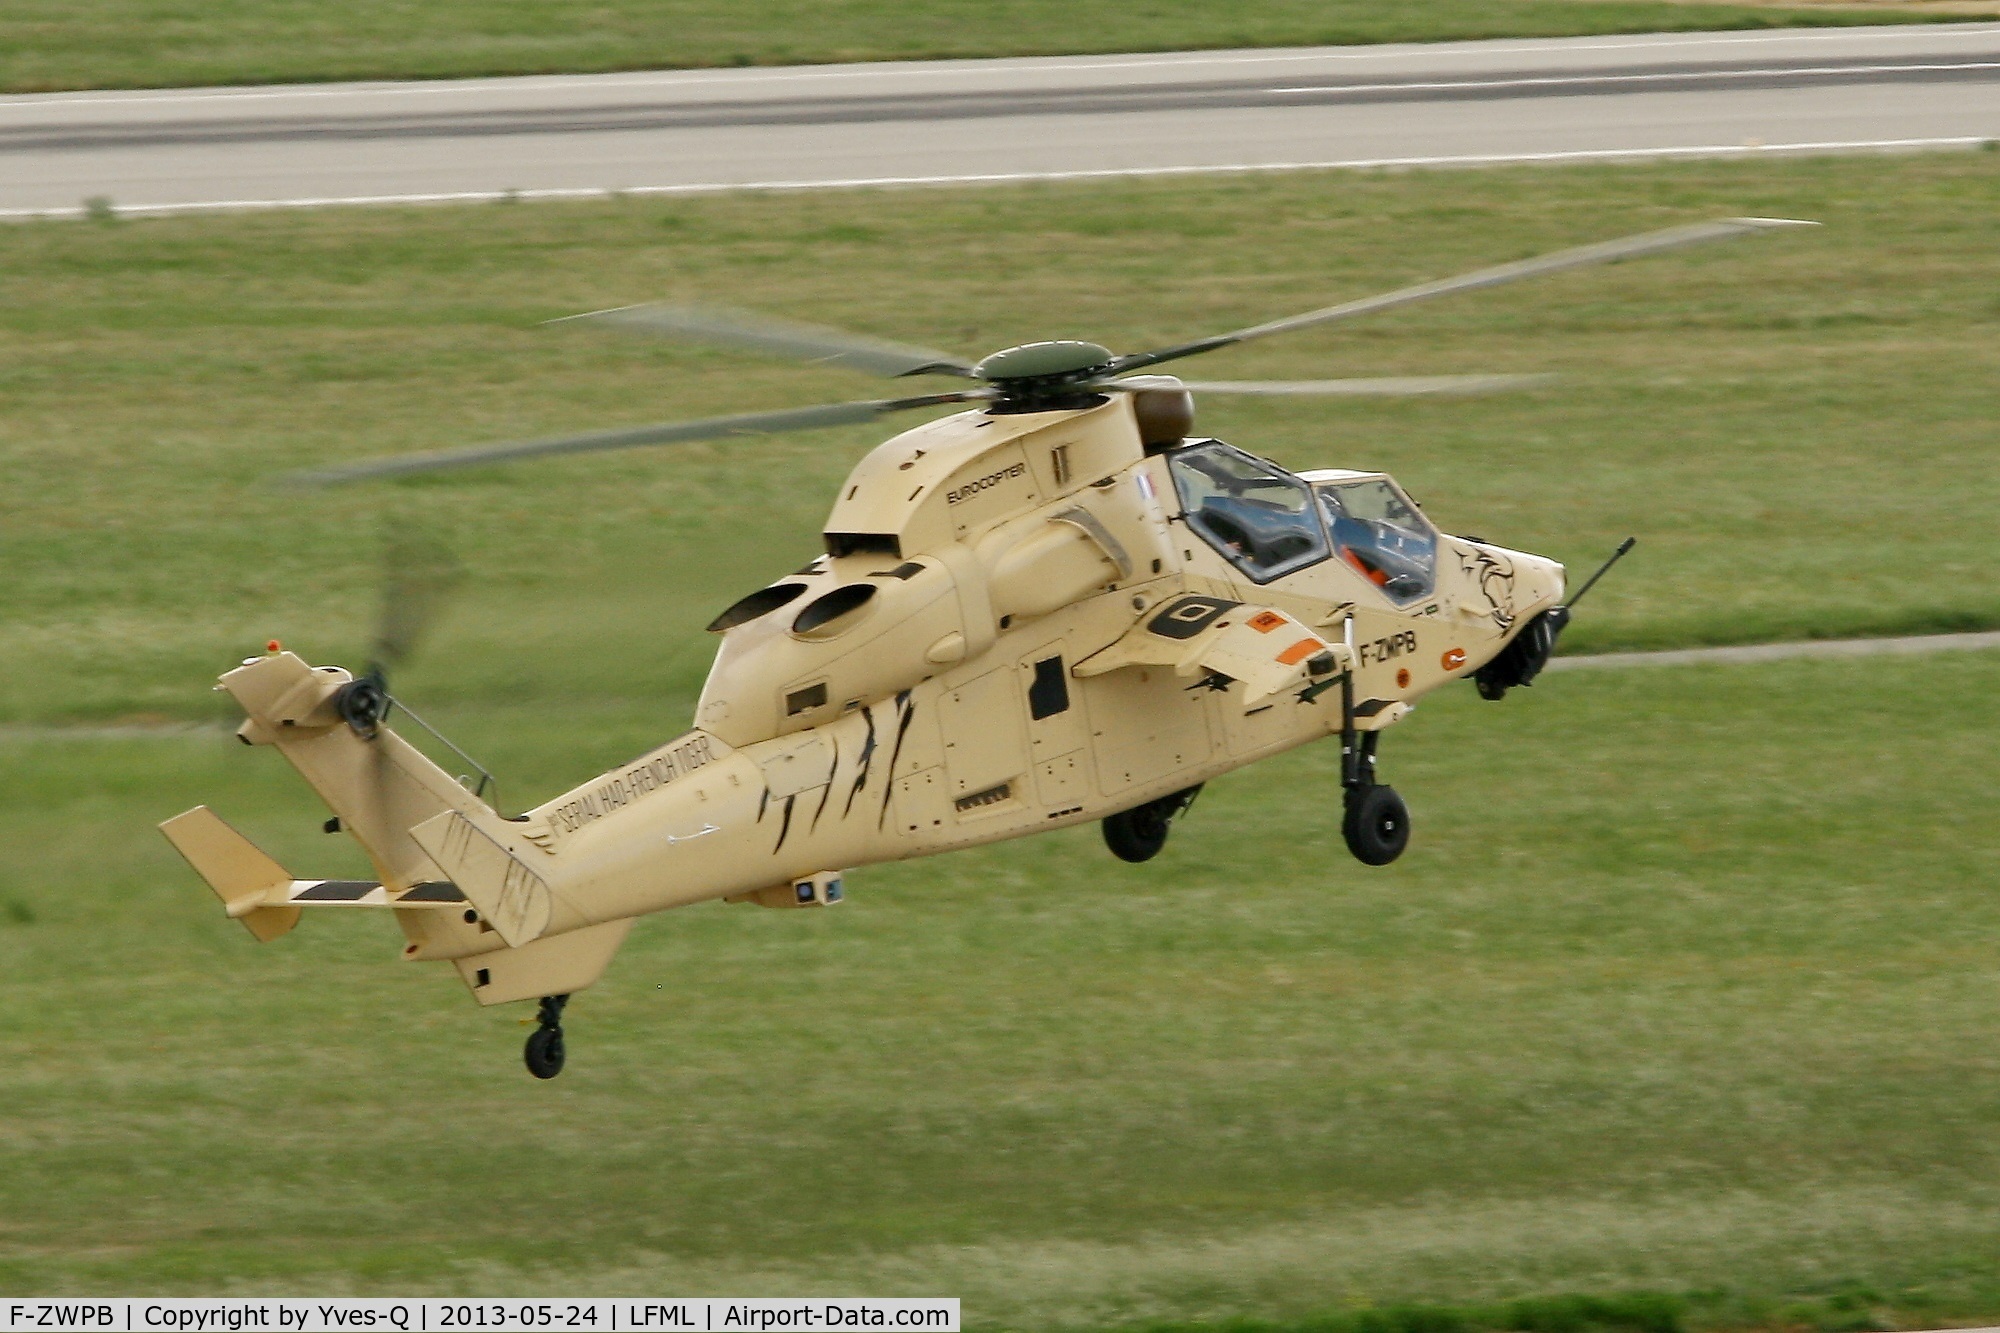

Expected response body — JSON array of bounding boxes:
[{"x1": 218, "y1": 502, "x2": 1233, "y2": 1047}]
[
  {"x1": 2, "y1": 151, "x2": 1997, "y2": 728},
  {"x1": 0, "y1": 1, "x2": 1978, "y2": 94},
  {"x1": 4, "y1": 153, "x2": 2000, "y2": 1317},
  {"x1": 4, "y1": 654, "x2": 2000, "y2": 1320}
]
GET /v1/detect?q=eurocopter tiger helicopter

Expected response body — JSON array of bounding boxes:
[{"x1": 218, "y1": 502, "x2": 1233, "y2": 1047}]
[{"x1": 162, "y1": 216, "x2": 1811, "y2": 1077}]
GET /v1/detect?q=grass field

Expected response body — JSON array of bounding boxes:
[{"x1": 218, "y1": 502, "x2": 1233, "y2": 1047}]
[
  {"x1": 2, "y1": 153, "x2": 1999, "y2": 1322},
  {"x1": 0, "y1": 0, "x2": 1981, "y2": 94},
  {"x1": 3, "y1": 152, "x2": 1997, "y2": 727},
  {"x1": 5, "y1": 660, "x2": 2000, "y2": 1324}
]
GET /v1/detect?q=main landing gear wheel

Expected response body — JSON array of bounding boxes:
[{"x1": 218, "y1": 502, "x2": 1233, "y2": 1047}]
[
  {"x1": 1102, "y1": 786, "x2": 1201, "y2": 863},
  {"x1": 524, "y1": 993, "x2": 569, "y2": 1079},
  {"x1": 1342, "y1": 784, "x2": 1409, "y2": 867}
]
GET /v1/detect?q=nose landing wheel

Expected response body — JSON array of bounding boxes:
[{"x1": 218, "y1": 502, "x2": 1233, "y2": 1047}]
[
  {"x1": 1342, "y1": 782, "x2": 1409, "y2": 866},
  {"x1": 1339, "y1": 723, "x2": 1409, "y2": 867},
  {"x1": 524, "y1": 993, "x2": 569, "y2": 1079}
]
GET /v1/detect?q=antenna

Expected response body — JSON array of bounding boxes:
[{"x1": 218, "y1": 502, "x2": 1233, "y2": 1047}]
[{"x1": 1565, "y1": 537, "x2": 1636, "y2": 611}]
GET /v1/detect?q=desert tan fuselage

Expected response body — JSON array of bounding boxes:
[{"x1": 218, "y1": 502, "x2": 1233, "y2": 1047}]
[{"x1": 171, "y1": 392, "x2": 1561, "y2": 1005}]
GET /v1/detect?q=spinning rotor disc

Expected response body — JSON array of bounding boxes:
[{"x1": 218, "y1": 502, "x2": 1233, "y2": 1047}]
[{"x1": 283, "y1": 217, "x2": 1814, "y2": 487}]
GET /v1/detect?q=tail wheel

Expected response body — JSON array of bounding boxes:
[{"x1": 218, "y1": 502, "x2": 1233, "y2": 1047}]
[
  {"x1": 1342, "y1": 784, "x2": 1410, "y2": 866},
  {"x1": 524, "y1": 1025, "x2": 566, "y2": 1079},
  {"x1": 524, "y1": 992, "x2": 569, "y2": 1079}
]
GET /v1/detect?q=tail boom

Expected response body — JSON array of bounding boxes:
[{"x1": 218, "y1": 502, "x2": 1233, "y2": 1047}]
[
  {"x1": 169, "y1": 649, "x2": 634, "y2": 1006},
  {"x1": 220, "y1": 650, "x2": 493, "y2": 891}
]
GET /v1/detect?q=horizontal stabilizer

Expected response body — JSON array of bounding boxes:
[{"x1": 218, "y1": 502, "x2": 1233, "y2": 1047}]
[
  {"x1": 160, "y1": 807, "x2": 471, "y2": 942},
  {"x1": 159, "y1": 806, "x2": 302, "y2": 942},
  {"x1": 279, "y1": 878, "x2": 467, "y2": 908}
]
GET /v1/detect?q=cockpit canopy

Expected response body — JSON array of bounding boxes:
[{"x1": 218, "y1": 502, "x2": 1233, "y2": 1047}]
[
  {"x1": 1167, "y1": 441, "x2": 1329, "y2": 583},
  {"x1": 1166, "y1": 441, "x2": 1440, "y2": 604},
  {"x1": 1311, "y1": 471, "x2": 1439, "y2": 605}
]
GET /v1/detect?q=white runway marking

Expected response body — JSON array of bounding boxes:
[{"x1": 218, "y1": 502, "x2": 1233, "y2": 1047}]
[{"x1": 1260, "y1": 60, "x2": 2000, "y2": 95}]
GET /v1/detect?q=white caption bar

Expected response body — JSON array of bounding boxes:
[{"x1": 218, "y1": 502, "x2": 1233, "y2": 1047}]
[{"x1": 1, "y1": 1301, "x2": 959, "y2": 1333}]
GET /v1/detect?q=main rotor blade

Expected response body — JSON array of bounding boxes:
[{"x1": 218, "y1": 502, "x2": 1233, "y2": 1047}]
[
  {"x1": 552, "y1": 303, "x2": 977, "y2": 379},
  {"x1": 282, "y1": 391, "x2": 990, "y2": 486},
  {"x1": 1109, "y1": 217, "x2": 1817, "y2": 374},
  {"x1": 1167, "y1": 374, "x2": 1556, "y2": 396}
]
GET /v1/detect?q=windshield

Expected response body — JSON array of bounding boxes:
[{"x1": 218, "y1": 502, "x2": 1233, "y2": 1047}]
[
  {"x1": 1167, "y1": 442, "x2": 1329, "y2": 583},
  {"x1": 1316, "y1": 478, "x2": 1438, "y2": 605}
]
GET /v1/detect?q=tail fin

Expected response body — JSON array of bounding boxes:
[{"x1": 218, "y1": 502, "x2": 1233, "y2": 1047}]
[
  {"x1": 202, "y1": 651, "x2": 625, "y2": 1004},
  {"x1": 410, "y1": 808, "x2": 554, "y2": 948},
  {"x1": 218, "y1": 650, "x2": 496, "y2": 891},
  {"x1": 159, "y1": 806, "x2": 302, "y2": 942}
]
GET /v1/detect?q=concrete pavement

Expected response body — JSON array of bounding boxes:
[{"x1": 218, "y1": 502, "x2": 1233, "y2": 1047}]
[{"x1": 3, "y1": 23, "x2": 1998, "y2": 216}]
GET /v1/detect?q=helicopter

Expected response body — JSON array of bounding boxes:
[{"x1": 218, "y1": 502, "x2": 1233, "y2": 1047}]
[{"x1": 161, "y1": 216, "x2": 1811, "y2": 1078}]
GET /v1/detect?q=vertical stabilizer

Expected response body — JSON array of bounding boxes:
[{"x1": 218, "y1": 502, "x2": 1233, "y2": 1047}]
[
  {"x1": 220, "y1": 651, "x2": 494, "y2": 890},
  {"x1": 410, "y1": 809, "x2": 555, "y2": 947}
]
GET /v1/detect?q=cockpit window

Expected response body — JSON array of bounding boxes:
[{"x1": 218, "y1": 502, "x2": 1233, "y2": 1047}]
[
  {"x1": 1317, "y1": 479, "x2": 1438, "y2": 605},
  {"x1": 1167, "y1": 442, "x2": 1329, "y2": 583}
]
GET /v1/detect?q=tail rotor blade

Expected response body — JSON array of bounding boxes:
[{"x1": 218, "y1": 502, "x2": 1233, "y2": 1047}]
[
  {"x1": 280, "y1": 390, "x2": 991, "y2": 486},
  {"x1": 551, "y1": 303, "x2": 977, "y2": 379},
  {"x1": 374, "y1": 533, "x2": 465, "y2": 677}
]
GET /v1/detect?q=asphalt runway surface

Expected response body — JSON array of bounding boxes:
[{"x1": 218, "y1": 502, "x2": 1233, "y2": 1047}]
[{"x1": 4, "y1": 23, "x2": 2000, "y2": 216}]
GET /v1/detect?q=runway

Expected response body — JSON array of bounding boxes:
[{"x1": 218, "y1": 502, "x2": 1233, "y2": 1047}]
[{"x1": 3, "y1": 23, "x2": 1999, "y2": 217}]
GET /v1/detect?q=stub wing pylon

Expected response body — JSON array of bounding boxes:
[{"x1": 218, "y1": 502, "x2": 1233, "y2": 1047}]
[{"x1": 1075, "y1": 596, "x2": 1350, "y2": 704}]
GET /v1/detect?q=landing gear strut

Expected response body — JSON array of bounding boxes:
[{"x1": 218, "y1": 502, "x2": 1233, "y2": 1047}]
[
  {"x1": 524, "y1": 993, "x2": 569, "y2": 1079},
  {"x1": 1338, "y1": 674, "x2": 1409, "y2": 867}
]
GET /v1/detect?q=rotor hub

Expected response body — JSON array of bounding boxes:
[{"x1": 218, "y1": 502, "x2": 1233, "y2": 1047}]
[
  {"x1": 334, "y1": 672, "x2": 391, "y2": 738},
  {"x1": 974, "y1": 341, "x2": 1115, "y2": 412}
]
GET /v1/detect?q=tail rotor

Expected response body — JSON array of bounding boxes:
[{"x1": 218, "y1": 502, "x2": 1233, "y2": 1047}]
[{"x1": 334, "y1": 534, "x2": 464, "y2": 737}]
